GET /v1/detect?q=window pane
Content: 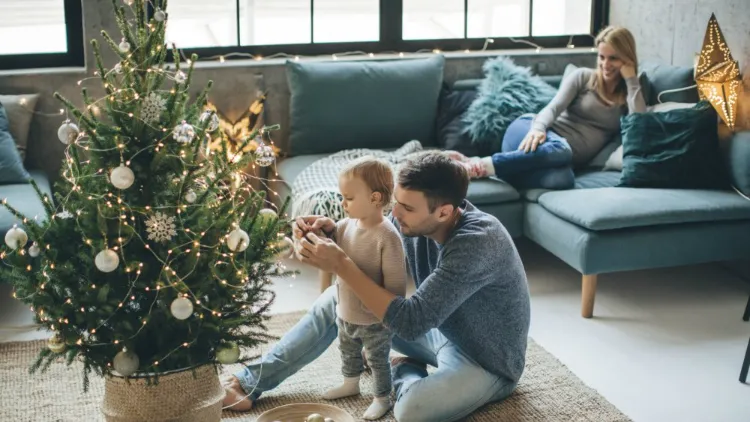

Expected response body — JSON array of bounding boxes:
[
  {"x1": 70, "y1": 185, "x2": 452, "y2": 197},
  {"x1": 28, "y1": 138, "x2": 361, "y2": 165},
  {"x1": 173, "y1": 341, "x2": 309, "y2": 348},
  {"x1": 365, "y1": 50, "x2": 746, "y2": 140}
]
[
  {"x1": 166, "y1": 0, "x2": 238, "y2": 48},
  {"x1": 467, "y1": 0, "x2": 530, "y2": 38},
  {"x1": 240, "y1": 0, "x2": 311, "y2": 46},
  {"x1": 403, "y1": 0, "x2": 464, "y2": 40},
  {"x1": 313, "y1": 0, "x2": 379, "y2": 43},
  {"x1": 532, "y1": 0, "x2": 592, "y2": 36},
  {"x1": 0, "y1": 0, "x2": 67, "y2": 55}
]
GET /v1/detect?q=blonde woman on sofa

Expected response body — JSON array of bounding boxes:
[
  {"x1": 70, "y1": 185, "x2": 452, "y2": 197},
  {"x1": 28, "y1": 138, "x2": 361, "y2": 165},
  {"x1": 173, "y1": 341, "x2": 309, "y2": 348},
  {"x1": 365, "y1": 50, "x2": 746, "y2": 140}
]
[{"x1": 450, "y1": 26, "x2": 647, "y2": 190}]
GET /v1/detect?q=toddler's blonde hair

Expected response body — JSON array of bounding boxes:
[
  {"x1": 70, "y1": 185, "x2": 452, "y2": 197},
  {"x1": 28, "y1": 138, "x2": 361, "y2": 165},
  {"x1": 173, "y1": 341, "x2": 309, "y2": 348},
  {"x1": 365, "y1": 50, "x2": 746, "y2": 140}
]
[{"x1": 340, "y1": 156, "x2": 394, "y2": 208}]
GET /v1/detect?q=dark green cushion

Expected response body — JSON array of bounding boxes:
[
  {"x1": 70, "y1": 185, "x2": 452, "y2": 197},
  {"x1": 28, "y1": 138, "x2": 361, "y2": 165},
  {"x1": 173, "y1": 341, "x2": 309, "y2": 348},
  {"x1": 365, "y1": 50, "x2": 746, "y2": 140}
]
[
  {"x1": 639, "y1": 62, "x2": 700, "y2": 105},
  {"x1": 0, "y1": 103, "x2": 30, "y2": 184},
  {"x1": 286, "y1": 56, "x2": 445, "y2": 156},
  {"x1": 723, "y1": 131, "x2": 750, "y2": 197},
  {"x1": 538, "y1": 187, "x2": 750, "y2": 231},
  {"x1": 618, "y1": 101, "x2": 729, "y2": 189}
]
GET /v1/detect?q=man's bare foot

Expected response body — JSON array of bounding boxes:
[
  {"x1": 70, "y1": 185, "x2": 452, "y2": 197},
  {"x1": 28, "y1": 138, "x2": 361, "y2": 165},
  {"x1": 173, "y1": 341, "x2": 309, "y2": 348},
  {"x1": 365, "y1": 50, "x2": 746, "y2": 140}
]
[{"x1": 222, "y1": 376, "x2": 253, "y2": 412}]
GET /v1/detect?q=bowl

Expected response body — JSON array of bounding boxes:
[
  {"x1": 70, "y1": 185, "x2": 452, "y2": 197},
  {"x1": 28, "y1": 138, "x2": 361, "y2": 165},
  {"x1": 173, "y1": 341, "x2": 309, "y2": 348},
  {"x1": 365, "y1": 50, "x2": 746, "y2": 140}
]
[{"x1": 255, "y1": 403, "x2": 356, "y2": 422}]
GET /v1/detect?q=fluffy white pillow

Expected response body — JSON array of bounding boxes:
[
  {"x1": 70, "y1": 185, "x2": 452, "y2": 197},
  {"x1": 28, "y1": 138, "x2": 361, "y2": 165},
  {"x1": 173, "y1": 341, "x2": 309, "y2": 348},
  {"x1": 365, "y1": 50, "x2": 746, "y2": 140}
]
[{"x1": 604, "y1": 102, "x2": 696, "y2": 171}]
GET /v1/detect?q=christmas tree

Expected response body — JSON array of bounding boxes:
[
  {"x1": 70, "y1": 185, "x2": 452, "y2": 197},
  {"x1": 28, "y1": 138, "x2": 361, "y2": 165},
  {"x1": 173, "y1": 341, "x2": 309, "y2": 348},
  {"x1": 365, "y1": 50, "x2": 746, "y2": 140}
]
[{"x1": 1, "y1": 0, "x2": 291, "y2": 390}]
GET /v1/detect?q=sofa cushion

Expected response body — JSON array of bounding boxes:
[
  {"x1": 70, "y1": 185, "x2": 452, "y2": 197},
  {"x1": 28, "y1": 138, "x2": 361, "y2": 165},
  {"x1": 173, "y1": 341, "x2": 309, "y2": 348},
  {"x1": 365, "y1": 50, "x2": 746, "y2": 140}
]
[
  {"x1": 0, "y1": 102, "x2": 31, "y2": 184},
  {"x1": 0, "y1": 93, "x2": 38, "y2": 161},
  {"x1": 523, "y1": 170, "x2": 620, "y2": 202},
  {"x1": 435, "y1": 86, "x2": 480, "y2": 156},
  {"x1": 537, "y1": 187, "x2": 750, "y2": 231},
  {"x1": 723, "y1": 130, "x2": 750, "y2": 197},
  {"x1": 467, "y1": 178, "x2": 520, "y2": 205},
  {"x1": 639, "y1": 62, "x2": 700, "y2": 105},
  {"x1": 286, "y1": 55, "x2": 445, "y2": 156},
  {"x1": 0, "y1": 170, "x2": 51, "y2": 235}
]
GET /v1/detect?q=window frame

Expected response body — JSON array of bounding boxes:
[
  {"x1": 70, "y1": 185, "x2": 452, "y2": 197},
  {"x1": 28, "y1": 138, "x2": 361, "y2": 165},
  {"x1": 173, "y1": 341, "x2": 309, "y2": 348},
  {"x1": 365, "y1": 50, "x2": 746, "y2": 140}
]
[
  {"x1": 0, "y1": 0, "x2": 85, "y2": 71},
  {"x1": 163, "y1": 0, "x2": 609, "y2": 62}
]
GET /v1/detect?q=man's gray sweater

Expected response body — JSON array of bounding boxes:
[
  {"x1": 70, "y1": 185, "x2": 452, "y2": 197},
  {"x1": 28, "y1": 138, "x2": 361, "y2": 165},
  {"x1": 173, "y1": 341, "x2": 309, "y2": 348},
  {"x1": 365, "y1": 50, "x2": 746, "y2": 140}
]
[{"x1": 383, "y1": 201, "x2": 531, "y2": 382}]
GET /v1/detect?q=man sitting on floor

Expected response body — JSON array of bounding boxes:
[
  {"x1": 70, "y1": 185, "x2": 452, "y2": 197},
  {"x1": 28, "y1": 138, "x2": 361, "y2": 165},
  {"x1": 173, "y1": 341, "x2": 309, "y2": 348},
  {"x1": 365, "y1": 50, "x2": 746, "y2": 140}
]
[{"x1": 224, "y1": 151, "x2": 531, "y2": 422}]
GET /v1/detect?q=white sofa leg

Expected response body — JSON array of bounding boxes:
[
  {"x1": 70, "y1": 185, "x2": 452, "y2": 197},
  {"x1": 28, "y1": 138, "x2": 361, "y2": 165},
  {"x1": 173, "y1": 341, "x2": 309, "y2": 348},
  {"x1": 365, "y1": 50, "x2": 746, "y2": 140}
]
[{"x1": 581, "y1": 274, "x2": 598, "y2": 318}]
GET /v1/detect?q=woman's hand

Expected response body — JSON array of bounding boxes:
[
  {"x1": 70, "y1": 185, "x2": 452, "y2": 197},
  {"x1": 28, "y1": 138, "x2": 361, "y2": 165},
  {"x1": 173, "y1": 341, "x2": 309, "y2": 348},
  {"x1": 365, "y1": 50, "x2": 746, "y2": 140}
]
[
  {"x1": 620, "y1": 63, "x2": 636, "y2": 79},
  {"x1": 298, "y1": 232, "x2": 346, "y2": 274},
  {"x1": 518, "y1": 129, "x2": 547, "y2": 153}
]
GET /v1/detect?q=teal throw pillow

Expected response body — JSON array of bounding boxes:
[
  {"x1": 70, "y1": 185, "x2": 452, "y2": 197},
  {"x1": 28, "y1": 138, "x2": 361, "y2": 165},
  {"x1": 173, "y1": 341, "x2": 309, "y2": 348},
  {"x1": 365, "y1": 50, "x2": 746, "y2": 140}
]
[
  {"x1": 0, "y1": 103, "x2": 31, "y2": 185},
  {"x1": 286, "y1": 55, "x2": 445, "y2": 156},
  {"x1": 723, "y1": 131, "x2": 750, "y2": 197},
  {"x1": 618, "y1": 101, "x2": 728, "y2": 189}
]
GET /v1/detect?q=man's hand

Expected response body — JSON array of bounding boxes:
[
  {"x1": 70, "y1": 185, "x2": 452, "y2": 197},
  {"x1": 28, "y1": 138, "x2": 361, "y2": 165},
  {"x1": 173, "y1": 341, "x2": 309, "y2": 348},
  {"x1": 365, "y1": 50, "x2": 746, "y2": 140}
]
[
  {"x1": 298, "y1": 232, "x2": 346, "y2": 274},
  {"x1": 620, "y1": 63, "x2": 636, "y2": 79},
  {"x1": 518, "y1": 129, "x2": 546, "y2": 153}
]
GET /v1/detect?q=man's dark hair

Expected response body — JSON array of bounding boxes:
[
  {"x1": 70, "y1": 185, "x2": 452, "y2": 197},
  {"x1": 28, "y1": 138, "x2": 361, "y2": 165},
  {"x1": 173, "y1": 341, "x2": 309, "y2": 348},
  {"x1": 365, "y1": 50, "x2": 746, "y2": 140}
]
[{"x1": 397, "y1": 151, "x2": 469, "y2": 212}]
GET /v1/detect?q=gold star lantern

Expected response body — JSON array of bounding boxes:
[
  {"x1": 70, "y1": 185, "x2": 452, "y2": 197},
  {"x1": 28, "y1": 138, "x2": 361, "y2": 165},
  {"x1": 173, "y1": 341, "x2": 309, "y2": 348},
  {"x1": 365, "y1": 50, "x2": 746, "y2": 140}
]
[{"x1": 694, "y1": 13, "x2": 742, "y2": 130}]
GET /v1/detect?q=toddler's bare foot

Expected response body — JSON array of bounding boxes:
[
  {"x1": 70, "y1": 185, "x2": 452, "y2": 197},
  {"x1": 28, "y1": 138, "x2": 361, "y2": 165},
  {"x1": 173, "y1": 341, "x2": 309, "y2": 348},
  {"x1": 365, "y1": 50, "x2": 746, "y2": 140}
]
[{"x1": 222, "y1": 376, "x2": 253, "y2": 412}]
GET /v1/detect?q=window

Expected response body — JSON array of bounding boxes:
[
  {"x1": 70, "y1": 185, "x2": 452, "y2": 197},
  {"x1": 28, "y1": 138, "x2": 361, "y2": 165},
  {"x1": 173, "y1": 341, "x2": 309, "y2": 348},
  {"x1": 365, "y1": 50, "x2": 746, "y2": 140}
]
[
  {"x1": 0, "y1": 0, "x2": 84, "y2": 70},
  {"x1": 162, "y1": 0, "x2": 608, "y2": 60}
]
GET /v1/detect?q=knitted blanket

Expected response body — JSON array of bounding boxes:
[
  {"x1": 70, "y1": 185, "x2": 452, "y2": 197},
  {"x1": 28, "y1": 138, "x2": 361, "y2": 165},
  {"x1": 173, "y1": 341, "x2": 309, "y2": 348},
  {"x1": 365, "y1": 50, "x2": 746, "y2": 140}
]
[{"x1": 290, "y1": 140, "x2": 424, "y2": 221}]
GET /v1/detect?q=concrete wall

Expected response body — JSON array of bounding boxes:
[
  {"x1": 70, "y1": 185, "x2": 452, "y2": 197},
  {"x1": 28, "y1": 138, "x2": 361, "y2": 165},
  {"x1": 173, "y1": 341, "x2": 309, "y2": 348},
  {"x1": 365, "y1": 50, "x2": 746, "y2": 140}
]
[{"x1": 0, "y1": 0, "x2": 595, "y2": 183}]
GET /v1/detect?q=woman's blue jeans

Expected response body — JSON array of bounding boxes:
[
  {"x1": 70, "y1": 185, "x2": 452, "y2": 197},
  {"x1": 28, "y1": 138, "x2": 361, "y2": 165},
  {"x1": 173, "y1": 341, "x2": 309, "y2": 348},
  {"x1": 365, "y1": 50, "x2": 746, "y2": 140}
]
[{"x1": 490, "y1": 115, "x2": 575, "y2": 190}]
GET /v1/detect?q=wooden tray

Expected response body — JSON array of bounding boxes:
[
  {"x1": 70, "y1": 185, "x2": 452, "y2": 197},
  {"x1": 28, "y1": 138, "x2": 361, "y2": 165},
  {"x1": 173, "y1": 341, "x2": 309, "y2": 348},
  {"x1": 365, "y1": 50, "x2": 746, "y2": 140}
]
[{"x1": 255, "y1": 403, "x2": 356, "y2": 422}]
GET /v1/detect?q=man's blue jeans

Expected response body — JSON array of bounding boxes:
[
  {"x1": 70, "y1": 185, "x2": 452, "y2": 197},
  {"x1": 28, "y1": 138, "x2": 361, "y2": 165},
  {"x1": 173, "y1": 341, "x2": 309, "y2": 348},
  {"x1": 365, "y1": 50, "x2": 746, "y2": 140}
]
[
  {"x1": 234, "y1": 286, "x2": 517, "y2": 422},
  {"x1": 491, "y1": 115, "x2": 575, "y2": 190}
]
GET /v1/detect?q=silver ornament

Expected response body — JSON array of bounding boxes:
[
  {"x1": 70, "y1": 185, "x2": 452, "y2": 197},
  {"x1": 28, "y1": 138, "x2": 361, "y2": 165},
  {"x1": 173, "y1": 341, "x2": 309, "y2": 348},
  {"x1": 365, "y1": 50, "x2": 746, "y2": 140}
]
[
  {"x1": 114, "y1": 63, "x2": 123, "y2": 74},
  {"x1": 257, "y1": 208, "x2": 278, "y2": 227},
  {"x1": 227, "y1": 229, "x2": 249, "y2": 252},
  {"x1": 274, "y1": 237, "x2": 294, "y2": 260},
  {"x1": 174, "y1": 70, "x2": 187, "y2": 84},
  {"x1": 170, "y1": 297, "x2": 194, "y2": 320},
  {"x1": 4, "y1": 226, "x2": 28, "y2": 250},
  {"x1": 154, "y1": 9, "x2": 166, "y2": 22},
  {"x1": 48, "y1": 335, "x2": 66, "y2": 353},
  {"x1": 172, "y1": 120, "x2": 196, "y2": 144},
  {"x1": 185, "y1": 190, "x2": 197, "y2": 204},
  {"x1": 199, "y1": 110, "x2": 220, "y2": 132},
  {"x1": 118, "y1": 38, "x2": 130, "y2": 53},
  {"x1": 57, "y1": 120, "x2": 79, "y2": 145},
  {"x1": 113, "y1": 348, "x2": 140, "y2": 377},
  {"x1": 28, "y1": 242, "x2": 40, "y2": 257},
  {"x1": 254, "y1": 141, "x2": 275, "y2": 167},
  {"x1": 110, "y1": 164, "x2": 135, "y2": 190},
  {"x1": 216, "y1": 342, "x2": 240, "y2": 364},
  {"x1": 95, "y1": 249, "x2": 119, "y2": 273}
]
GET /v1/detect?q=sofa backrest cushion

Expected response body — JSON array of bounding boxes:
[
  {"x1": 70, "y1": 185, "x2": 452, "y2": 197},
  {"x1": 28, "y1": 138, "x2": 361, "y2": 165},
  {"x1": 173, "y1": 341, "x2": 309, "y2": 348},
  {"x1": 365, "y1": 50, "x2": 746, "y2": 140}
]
[
  {"x1": 723, "y1": 130, "x2": 750, "y2": 197},
  {"x1": 286, "y1": 55, "x2": 445, "y2": 156},
  {"x1": 0, "y1": 102, "x2": 31, "y2": 185}
]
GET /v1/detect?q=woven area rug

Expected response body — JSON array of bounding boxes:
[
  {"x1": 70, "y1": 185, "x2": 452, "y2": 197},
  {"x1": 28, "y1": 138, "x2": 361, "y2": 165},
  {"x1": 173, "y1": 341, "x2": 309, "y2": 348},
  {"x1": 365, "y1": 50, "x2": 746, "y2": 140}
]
[{"x1": 1, "y1": 311, "x2": 630, "y2": 421}]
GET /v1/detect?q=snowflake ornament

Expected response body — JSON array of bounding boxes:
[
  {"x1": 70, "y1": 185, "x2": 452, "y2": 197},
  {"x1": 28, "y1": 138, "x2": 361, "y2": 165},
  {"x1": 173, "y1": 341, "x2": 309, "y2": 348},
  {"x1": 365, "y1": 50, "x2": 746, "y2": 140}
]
[
  {"x1": 145, "y1": 212, "x2": 177, "y2": 243},
  {"x1": 141, "y1": 93, "x2": 166, "y2": 124},
  {"x1": 56, "y1": 210, "x2": 74, "y2": 219}
]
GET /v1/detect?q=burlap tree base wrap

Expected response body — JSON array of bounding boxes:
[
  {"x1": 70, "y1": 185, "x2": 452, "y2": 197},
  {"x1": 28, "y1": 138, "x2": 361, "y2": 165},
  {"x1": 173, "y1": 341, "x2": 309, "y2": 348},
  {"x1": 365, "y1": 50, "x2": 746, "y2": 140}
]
[{"x1": 101, "y1": 364, "x2": 224, "y2": 422}]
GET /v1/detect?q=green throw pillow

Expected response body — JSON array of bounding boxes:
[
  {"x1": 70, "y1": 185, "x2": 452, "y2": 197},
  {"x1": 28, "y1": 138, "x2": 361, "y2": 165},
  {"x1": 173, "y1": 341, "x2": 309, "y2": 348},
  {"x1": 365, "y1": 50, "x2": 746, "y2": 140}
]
[{"x1": 618, "y1": 101, "x2": 729, "y2": 189}]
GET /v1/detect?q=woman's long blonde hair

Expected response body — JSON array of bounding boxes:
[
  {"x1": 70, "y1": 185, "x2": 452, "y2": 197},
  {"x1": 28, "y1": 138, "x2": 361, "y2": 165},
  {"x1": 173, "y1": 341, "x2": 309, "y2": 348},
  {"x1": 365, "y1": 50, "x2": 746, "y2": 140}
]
[{"x1": 589, "y1": 26, "x2": 638, "y2": 106}]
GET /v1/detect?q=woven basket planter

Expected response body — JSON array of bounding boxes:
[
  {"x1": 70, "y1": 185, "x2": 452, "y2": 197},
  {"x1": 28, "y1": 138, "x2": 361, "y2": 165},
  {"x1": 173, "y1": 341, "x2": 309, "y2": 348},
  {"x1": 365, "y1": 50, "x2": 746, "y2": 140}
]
[{"x1": 101, "y1": 364, "x2": 224, "y2": 422}]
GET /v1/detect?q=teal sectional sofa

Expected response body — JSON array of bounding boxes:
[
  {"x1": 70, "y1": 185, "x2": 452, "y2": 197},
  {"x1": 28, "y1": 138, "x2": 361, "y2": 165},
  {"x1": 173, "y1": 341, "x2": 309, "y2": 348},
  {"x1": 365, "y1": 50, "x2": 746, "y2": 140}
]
[{"x1": 271, "y1": 55, "x2": 750, "y2": 318}]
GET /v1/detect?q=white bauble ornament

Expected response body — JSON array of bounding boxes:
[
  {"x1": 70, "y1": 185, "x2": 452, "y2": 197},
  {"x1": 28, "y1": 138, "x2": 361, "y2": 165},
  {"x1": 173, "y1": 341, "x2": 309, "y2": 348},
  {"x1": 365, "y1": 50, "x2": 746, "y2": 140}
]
[
  {"x1": 110, "y1": 164, "x2": 135, "y2": 190},
  {"x1": 274, "y1": 236, "x2": 294, "y2": 260},
  {"x1": 216, "y1": 342, "x2": 240, "y2": 364},
  {"x1": 174, "y1": 70, "x2": 187, "y2": 84},
  {"x1": 185, "y1": 190, "x2": 197, "y2": 204},
  {"x1": 227, "y1": 229, "x2": 250, "y2": 252},
  {"x1": 154, "y1": 9, "x2": 166, "y2": 22},
  {"x1": 324, "y1": 418, "x2": 335, "y2": 422},
  {"x1": 114, "y1": 62, "x2": 123, "y2": 74},
  {"x1": 47, "y1": 335, "x2": 66, "y2": 353},
  {"x1": 4, "y1": 226, "x2": 28, "y2": 250},
  {"x1": 257, "y1": 208, "x2": 278, "y2": 227},
  {"x1": 199, "y1": 110, "x2": 220, "y2": 132},
  {"x1": 254, "y1": 141, "x2": 275, "y2": 167},
  {"x1": 95, "y1": 249, "x2": 119, "y2": 273},
  {"x1": 113, "y1": 349, "x2": 140, "y2": 377},
  {"x1": 57, "y1": 120, "x2": 79, "y2": 145},
  {"x1": 118, "y1": 38, "x2": 130, "y2": 53},
  {"x1": 306, "y1": 414, "x2": 325, "y2": 422},
  {"x1": 170, "y1": 297, "x2": 194, "y2": 320},
  {"x1": 172, "y1": 120, "x2": 196, "y2": 144},
  {"x1": 28, "y1": 243, "x2": 40, "y2": 257}
]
